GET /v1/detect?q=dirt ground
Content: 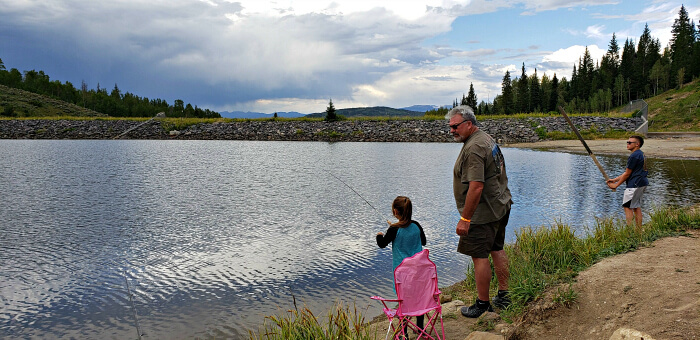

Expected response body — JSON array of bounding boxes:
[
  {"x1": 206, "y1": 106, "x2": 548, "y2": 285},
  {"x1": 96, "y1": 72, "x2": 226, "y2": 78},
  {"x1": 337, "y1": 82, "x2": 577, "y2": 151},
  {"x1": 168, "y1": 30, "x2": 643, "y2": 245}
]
[
  {"x1": 505, "y1": 136, "x2": 700, "y2": 160},
  {"x1": 509, "y1": 229, "x2": 699, "y2": 340}
]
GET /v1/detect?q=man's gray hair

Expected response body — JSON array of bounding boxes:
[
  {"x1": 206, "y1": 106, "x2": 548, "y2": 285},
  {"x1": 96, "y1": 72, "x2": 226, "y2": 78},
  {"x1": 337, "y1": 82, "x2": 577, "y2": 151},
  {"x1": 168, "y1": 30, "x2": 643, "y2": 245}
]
[{"x1": 445, "y1": 105, "x2": 477, "y2": 124}]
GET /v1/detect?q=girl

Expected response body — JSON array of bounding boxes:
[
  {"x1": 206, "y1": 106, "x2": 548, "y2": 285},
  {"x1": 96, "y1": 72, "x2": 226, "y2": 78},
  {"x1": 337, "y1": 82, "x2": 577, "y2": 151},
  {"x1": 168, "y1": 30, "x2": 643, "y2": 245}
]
[{"x1": 376, "y1": 196, "x2": 427, "y2": 334}]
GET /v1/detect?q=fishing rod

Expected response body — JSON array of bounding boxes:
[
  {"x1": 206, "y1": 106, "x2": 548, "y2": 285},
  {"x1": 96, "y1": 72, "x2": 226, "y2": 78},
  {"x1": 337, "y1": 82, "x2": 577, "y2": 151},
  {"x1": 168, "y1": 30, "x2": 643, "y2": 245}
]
[
  {"x1": 328, "y1": 172, "x2": 391, "y2": 223},
  {"x1": 113, "y1": 111, "x2": 166, "y2": 139},
  {"x1": 558, "y1": 106, "x2": 615, "y2": 191}
]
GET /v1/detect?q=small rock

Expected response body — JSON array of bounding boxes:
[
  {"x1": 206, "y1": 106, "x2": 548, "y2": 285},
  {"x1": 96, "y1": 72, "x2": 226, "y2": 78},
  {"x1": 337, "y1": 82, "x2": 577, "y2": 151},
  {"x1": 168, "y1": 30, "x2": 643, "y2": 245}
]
[
  {"x1": 441, "y1": 299, "x2": 465, "y2": 316},
  {"x1": 609, "y1": 327, "x2": 656, "y2": 340},
  {"x1": 493, "y1": 323, "x2": 509, "y2": 334}
]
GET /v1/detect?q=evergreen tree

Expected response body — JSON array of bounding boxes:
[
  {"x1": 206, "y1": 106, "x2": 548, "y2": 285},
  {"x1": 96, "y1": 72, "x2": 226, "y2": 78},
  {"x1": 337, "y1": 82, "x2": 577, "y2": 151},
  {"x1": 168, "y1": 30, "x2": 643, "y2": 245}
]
[
  {"x1": 529, "y1": 68, "x2": 541, "y2": 112},
  {"x1": 466, "y1": 83, "x2": 478, "y2": 112},
  {"x1": 325, "y1": 98, "x2": 338, "y2": 121},
  {"x1": 570, "y1": 65, "x2": 578, "y2": 100},
  {"x1": 670, "y1": 5, "x2": 695, "y2": 86},
  {"x1": 578, "y1": 47, "x2": 595, "y2": 101},
  {"x1": 500, "y1": 70, "x2": 514, "y2": 115},
  {"x1": 549, "y1": 73, "x2": 559, "y2": 112},
  {"x1": 620, "y1": 39, "x2": 636, "y2": 80},
  {"x1": 516, "y1": 63, "x2": 529, "y2": 113},
  {"x1": 633, "y1": 24, "x2": 660, "y2": 98},
  {"x1": 692, "y1": 22, "x2": 700, "y2": 79}
]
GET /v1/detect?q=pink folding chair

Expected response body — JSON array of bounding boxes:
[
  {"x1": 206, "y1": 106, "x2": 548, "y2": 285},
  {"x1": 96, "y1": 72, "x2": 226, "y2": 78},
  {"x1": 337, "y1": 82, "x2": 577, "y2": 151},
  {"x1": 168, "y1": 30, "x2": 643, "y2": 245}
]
[{"x1": 371, "y1": 249, "x2": 445, "y2": 340}]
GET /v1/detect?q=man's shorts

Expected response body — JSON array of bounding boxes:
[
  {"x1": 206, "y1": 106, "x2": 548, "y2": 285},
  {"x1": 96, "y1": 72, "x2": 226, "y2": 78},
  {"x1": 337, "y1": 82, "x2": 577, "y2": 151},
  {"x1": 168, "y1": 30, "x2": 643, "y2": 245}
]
[
  {"x1": 623, "y1": 186, "x2": 646, "y2": 209},
  {"x1": 457, "y1": 208, "x2": 510, "y2": 258}
]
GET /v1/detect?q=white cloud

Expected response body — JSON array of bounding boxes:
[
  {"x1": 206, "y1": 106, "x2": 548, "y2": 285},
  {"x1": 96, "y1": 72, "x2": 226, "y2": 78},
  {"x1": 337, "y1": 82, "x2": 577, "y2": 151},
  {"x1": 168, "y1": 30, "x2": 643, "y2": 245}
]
[{"x1": 538, "y1": 45, "x2": 606, "y2": 79}]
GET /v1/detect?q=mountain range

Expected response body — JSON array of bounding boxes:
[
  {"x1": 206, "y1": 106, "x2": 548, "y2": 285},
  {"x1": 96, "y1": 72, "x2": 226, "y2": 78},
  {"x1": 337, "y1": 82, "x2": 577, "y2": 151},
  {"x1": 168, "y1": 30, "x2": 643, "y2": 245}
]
[{"x1": 219, "y1": 105, "x2": 444, "y2": 119}]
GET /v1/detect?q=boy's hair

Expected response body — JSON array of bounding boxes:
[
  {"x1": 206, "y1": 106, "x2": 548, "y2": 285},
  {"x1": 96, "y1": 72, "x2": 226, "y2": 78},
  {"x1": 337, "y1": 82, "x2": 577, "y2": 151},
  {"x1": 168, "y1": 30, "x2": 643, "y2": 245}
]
[
  {"x1": 391, "y1": 196, "x2": 413, "y2": 228},
  {"x1": 630, "y1": 135, "x2": 645, "y2": 147}
]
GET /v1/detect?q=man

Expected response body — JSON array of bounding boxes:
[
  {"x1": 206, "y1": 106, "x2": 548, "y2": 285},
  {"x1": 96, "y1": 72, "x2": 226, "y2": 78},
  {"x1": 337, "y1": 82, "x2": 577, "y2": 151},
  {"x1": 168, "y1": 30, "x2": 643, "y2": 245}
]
[
  {"x1": 446, "y1": 106, "x2": 513, "y2": 318},
  {"x1": 607, "y1": 135, "x2": 649, "y2": 228}
]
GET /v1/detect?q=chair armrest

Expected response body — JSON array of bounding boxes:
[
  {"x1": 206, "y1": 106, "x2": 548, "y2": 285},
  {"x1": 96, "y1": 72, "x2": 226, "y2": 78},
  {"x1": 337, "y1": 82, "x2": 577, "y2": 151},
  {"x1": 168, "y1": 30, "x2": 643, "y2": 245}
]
[{"x1": 370, "y1": 296, "x2": 401, "y2": 302}]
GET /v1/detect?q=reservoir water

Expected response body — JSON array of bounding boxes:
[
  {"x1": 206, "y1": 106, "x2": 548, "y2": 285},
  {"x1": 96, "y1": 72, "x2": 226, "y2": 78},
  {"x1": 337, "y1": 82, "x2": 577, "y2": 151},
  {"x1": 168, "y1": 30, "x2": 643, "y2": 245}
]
[{"x1": 1, "y1": 140, "x2": 698, "y2": 339}]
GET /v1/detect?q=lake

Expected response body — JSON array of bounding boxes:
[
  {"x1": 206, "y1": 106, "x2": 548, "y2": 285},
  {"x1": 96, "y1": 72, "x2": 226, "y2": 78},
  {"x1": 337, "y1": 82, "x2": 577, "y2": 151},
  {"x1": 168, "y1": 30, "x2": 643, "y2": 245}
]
[{"x1": 1, "y1": 140, "x2": 698, "y2": 339}]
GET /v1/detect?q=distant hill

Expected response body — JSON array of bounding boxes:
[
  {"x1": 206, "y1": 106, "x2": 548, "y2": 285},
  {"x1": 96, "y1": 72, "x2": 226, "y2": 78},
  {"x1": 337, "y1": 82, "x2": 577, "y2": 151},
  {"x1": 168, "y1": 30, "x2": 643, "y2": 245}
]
[
  {"x1": 305, "y1": 106, "x2": 424, "y2": 118},
  {"x1": 219, "y1": 111, "x2": 306, "y2": 119},
  {"x1": 400, "y1": 105, "x2": 441, "y2": 112},
  {"x1": 221, "y1": 106, "x2": 434, "y2": 119}
]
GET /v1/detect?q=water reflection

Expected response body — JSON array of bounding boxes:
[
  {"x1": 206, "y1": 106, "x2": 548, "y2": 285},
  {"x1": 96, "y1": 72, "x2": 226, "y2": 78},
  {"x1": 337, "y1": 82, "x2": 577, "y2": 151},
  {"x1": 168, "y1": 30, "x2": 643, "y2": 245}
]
[{"x1": 0, "y1": 140, "x2": 697, "y2": 339}]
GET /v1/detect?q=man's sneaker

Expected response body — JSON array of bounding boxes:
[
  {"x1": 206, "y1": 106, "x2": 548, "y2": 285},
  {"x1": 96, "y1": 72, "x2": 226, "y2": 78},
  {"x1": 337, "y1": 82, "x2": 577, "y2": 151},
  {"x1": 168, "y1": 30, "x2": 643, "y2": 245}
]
[
  {"x1": 492, "y1": 294, "x2": 511, "y2": 309},
  {"x1": 460, "y1": 301, "x2": 493, "y2": 318}
]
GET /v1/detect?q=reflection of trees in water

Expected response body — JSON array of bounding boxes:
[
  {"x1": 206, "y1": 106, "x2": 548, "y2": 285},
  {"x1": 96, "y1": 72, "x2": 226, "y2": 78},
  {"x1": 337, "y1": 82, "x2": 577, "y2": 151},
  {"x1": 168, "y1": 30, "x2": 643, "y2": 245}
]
[{"x1": 646, "y1": 158, "x2": 700, "y2": 207}]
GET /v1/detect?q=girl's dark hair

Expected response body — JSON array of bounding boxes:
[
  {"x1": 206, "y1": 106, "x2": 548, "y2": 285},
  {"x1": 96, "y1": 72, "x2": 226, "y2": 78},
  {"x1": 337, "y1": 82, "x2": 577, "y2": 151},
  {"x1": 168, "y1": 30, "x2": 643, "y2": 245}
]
[{"x1": 390, "y1": 196, "x2": 412, "y2": 228}]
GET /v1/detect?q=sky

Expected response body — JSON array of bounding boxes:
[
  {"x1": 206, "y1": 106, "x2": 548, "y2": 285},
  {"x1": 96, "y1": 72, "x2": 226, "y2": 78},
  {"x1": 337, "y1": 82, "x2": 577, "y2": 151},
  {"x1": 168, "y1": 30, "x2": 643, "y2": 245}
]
[{"x1": 1, "y1": 1, "x2": 698, "y2": 114}]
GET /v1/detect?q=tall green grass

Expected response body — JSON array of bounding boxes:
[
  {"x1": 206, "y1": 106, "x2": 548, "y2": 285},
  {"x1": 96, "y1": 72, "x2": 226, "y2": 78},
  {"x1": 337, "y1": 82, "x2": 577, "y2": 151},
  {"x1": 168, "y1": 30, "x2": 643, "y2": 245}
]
[
  {"x1": 477, "y1": 207, "x2": 699, "y2": 320},
  {"x1": 249, "y1": 301, "x2": 376, "y2": 340}
]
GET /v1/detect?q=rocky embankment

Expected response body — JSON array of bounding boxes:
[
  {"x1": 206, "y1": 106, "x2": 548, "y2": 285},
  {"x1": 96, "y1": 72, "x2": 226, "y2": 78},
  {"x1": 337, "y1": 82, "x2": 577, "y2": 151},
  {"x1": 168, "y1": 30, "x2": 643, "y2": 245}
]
[{"x1": 0, "y1": 116, "x2": 641, "y2": 142}]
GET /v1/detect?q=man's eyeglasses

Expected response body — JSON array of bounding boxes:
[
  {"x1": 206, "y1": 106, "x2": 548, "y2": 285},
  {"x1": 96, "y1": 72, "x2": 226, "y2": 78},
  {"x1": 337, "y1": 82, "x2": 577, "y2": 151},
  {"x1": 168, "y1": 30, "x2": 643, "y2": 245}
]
[
  {"x1": 449, "y1": 120, "x2": 469, "y2": 130},
  {"x1": 626, "y1": 141, "x2": 637, "y2": 145}
]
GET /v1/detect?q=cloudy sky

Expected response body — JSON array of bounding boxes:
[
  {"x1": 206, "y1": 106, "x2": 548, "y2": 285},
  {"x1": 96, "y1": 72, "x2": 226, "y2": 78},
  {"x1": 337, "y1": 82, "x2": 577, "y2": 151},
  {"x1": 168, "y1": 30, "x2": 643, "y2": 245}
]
[{"x1": 1, "y1": 1, "x2": 698, "y2": 114}]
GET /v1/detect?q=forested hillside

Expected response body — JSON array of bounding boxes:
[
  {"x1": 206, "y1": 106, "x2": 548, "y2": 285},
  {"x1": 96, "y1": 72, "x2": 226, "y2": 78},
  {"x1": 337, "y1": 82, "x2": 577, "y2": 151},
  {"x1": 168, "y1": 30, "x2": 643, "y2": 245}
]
[{"x1": 0, "y1": 60, "x2": 220, "y2": 119}]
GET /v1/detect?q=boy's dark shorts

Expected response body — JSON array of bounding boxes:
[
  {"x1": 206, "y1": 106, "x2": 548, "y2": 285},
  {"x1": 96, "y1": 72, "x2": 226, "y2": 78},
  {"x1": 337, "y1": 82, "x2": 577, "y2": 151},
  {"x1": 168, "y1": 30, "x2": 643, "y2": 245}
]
[{"x1": 457, "y1": 208, "x2": 510, "y2": 258}]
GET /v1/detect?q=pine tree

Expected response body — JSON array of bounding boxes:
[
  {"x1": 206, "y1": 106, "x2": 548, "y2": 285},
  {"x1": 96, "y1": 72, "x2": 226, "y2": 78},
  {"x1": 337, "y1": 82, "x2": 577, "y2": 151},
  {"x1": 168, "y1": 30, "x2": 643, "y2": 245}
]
[
  {"x1": 670, "y1": 5, "x2": 695, "y2": 86},
  {"x1": 579, "y1": 47, "x2": 595, "y2": 101},
  {"x1": 530, "y1": 68, "x2": 541, "y2": 112},
  {"x1": 466, "y1": 83, "x2": 478, "y2": 112},
  {"x1": 516, "y1": 63, "x2": 529, "y2": 113},
  {"x1": 325, "y1": 99, "x2": 337, "y2": 121},
  {"x1": 550, "y1": 74, "x2": 559, "y2": 112},
  {"x1": 500, "y1": 71, "x2": 514, "y2": 115},
  {"x1": 600, "y1": 34, "x2": 620, "y2": 94},
  {"x1": 569, "y1": 65, "x2": 578, "y2": 103},
  {"x1": 632, "y1": 24, "x2": 660, "y2": 98}
]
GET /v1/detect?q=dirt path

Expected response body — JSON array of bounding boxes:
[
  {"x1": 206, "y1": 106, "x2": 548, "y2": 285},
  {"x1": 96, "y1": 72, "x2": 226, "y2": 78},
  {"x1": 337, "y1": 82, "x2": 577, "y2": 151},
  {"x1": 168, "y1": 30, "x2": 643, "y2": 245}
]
[
  {"x1": 508, "y1": 229, "x2": 699, "y2": 340},
  {"x1": 505, "y1": 136, "x2": 700, "y2": 160}
]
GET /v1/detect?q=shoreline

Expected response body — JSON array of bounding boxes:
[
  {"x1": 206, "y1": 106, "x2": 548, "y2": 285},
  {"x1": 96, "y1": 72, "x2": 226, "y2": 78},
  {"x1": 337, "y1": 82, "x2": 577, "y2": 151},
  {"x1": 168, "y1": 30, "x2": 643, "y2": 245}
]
[{"x1": 505, "y1": 136, "x2": 700, "y2": 160}]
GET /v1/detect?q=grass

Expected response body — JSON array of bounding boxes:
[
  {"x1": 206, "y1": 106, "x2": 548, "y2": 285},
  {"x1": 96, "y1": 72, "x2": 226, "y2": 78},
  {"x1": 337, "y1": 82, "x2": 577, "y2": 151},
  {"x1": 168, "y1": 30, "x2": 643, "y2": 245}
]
[
  {"x1": 645, "y1": 79, "x2": 700, "y2": 131},
  {"x1": 446, "y1": 206, "x2": 699, "y2": 323},
  {"x1": 248, "y1": 301, "x2": 376, "y2": 340}
]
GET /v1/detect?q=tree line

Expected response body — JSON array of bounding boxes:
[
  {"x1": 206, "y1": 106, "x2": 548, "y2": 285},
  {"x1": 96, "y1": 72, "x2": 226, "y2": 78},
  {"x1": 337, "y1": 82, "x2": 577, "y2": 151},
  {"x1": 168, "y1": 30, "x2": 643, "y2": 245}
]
[
  {"x1": 0, "y1": 60, "x2": 220, "y2": 118},
  {"x1": 456, "y1": 5, "x2": 699, "y2": 115}
]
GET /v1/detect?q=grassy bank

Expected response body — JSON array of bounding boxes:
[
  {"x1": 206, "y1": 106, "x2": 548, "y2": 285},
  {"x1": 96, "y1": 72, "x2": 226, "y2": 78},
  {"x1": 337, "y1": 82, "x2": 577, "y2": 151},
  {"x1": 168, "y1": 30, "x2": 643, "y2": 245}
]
[
  {"x1": 249, "y1": 206, "x2": 700, "y2": 339},
  {"x1": 447, "y1": 206, "x2": 699, "y2": 322}
]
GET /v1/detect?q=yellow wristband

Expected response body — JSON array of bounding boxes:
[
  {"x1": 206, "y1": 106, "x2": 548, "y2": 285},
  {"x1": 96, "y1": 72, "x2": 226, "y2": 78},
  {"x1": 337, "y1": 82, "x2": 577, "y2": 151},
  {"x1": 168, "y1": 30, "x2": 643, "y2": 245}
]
[{"x1": 460, "y1": 216, "x2": 471, "y2": 222}]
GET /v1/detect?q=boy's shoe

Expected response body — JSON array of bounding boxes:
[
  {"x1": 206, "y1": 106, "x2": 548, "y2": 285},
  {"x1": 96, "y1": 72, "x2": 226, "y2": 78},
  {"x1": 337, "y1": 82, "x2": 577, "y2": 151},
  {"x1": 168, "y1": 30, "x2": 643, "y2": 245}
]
[
  {"x1": 492, "y1": 294, "x2": 511, "y2": 309},
  {"x1": 460, "y1": 301, "x2": 493, "y2": 318}
]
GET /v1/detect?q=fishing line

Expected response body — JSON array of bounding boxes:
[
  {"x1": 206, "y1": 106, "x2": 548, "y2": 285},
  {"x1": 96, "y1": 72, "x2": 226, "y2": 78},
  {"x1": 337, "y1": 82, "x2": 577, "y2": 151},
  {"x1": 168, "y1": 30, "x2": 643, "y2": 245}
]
[
  {"x1": 113, "y1": 111, "x2": 166, "y2": 139},
  {"x1": 328, "y1": 172, "x2": 390, "y2": 223},
  {"x1": 123, "y1": 270, "x2": 143, "y2": 340}
]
